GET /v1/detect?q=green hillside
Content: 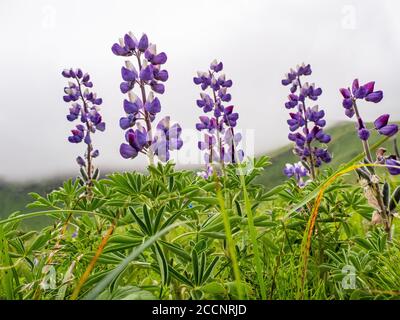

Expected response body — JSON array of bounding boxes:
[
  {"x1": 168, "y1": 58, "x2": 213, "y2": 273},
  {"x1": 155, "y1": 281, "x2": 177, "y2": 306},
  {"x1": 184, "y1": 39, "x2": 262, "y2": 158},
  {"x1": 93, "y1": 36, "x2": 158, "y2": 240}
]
[
  {"x1": 257, "y1": 121, "x2": 398, "y2": 188},
  {"x1": 0, "y1": 121, "x2": 397, "y2": 227}
]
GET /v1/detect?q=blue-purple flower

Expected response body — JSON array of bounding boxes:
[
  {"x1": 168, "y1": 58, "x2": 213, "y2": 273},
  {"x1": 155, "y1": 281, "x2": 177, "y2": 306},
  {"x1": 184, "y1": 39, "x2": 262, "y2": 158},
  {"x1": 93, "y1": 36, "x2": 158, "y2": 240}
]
[
  {"x1": 281, "y1": 63, "x2": 331, "y2": 179},
  {"x1": 283, "y1": 162, "x2": 308, "y2": 187},
  {"x1": 373, "y1": 114, "x2": 398, "y2": 137},
  {"x1": 112, "y1": 31, "x2": 180, "y2": 163},
  {"x1": 62, "y1": 68, "x2": 105, "y2": 184},
  {"x1": 194, "y1": 59, "x2": 244, "y2": 174},
  {"x1": 340, "y1": 79, "x2": 398, "y2": 140},
  {"x1": 339, "y1": 79, "x2": 384, "y2": 120},
  {"x1": 385, "y1": 157, "x2": 400, "y2": 175},
  {"x1": 149, "y1": 117, "x2": 183, "y2": 162},
  {"x1": 120, "y1": 125, "x2": 148, "y2": 159}
]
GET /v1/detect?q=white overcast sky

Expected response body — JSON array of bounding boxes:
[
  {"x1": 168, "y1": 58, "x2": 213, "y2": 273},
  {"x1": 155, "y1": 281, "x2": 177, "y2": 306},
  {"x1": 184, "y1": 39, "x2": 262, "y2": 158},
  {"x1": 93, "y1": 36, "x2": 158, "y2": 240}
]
[{"x1": 0, "y1": 0, "x2": 399, "y2": 181}]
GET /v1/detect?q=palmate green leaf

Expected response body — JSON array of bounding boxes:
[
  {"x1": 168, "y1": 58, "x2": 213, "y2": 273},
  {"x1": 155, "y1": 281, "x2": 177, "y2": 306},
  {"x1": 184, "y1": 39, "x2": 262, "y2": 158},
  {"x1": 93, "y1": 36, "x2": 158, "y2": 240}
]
[
  {"x1": 201, "y1": 215, "x2": 241, "y2": 233},
  {"x1": 0, "y1": 226, "x2": 15, "y2": 299},
  {"x1": 201, "y1": 282, "x2": 226, "y2": 295},
  {"x1": 27, "y1": 229, "x2": 52, "y2": 254},
  {"x1": 192, "y1": 248, "x2": 199, "y2": 286},
  {"x1": 0, "y1": 209, "x2": 110, "y2": 226},
  {"x1": 82, "y1": 252, "x2": 124, "y2": 265},
  {"x1": 129, "y1": 207, "x2": 150, "y2": 235},
  {"x1": 159, "y1": 209, "x2": 184, "y2": 231},
  {"x1": 198, "y1": 232, "x2": 225, "y2": 239},
  {"x1": 153, "y1": 206, "x2": 165, "y2": 233},
  {"x1": 154, "y1": 242, "x2": 169, "y2": 285},
  {"x1": 260, "y1": 184, "x2": 286, "y2": 201},
  {"x1": 159, "y1": 240, "x2": 191, "y2": 261},
  {"x1": 198, "y1": 252, "x2": 206, "y2": 284},
  {"x1": 103, "y1": 235, "x2": 143, "y2": 254},
  {"x1": 191, "y1": 197, "x2": 220, "y2": 206},
  {"x1": 142, "y1": 205, "x2": 152, "y2": 233},
  {"x1": 168, "y1": 265, "x2": 193, "y2": 287},
  {"x1": 202, "y1": 256, "x2": 220, "y2": 284}
]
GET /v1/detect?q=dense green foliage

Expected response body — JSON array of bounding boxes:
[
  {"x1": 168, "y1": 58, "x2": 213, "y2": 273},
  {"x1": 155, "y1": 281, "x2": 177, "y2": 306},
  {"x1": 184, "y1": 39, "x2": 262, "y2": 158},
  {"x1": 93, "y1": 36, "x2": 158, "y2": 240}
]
[{"x1": 1, "y1": 151, "x2": 400, "y2": 300}]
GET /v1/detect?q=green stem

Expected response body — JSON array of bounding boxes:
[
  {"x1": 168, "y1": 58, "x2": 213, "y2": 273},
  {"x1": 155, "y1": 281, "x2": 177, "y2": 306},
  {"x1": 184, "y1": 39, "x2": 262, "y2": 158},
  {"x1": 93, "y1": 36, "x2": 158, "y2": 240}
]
[
  {"x1": 215, "y1": 176, "x2": 244, "y2": 299},
  {"x1": 239, "y1": 173, "x2": 267, "y2": 300}
]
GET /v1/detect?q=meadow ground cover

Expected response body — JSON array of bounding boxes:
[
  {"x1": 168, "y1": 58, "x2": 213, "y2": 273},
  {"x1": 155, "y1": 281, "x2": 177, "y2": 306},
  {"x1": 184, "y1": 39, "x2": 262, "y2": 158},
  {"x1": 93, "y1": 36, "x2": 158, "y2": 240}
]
[{"x1": 1, "y1": 31, "x2": 400, "y2": 301}]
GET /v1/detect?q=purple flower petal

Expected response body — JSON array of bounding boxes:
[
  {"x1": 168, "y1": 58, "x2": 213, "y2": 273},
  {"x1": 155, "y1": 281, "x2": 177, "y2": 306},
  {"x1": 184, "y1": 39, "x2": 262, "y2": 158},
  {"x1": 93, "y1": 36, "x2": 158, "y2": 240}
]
[
  {"x1": 139, "y1": 64, "x2": 154, "y2": 81},
  {"x1": 342, "y1": 98, "x2": 353, "y2": 109},
  {"x1": 120, "y1": 143, "x2": 138, "y2": 159},
  {"x1": 339, "y1": 88, "x2": 351, "y2": 99},
  {"x1": 111, "y1": 43, "x2": 129, "y2": 56},
  {"x1": 121, "y1": 66, "x2": 137, "y2": 81},
  {"x1": 374, "y1": 114, "x2": 389, "y2": 130},
  {"x1": 124, "y1": 33, "x2": 137, "y2": 50},
  {"x1": 151, "y1": 82, "x2": 165, "y2": 94},
  {"x1": 123, "y1": 99, "x2": 139, "y2": 113},
  {"x1": 358, "y1": 128, "x2": 370, "y2": 141},
  {"x1": 362, "y1": 81, "x2": 375, "y2": 95},
  {"x1": 352, "y1": 78, "x2": 359, "y2": 95},
  {"x1": 365, "y1": 91, "x2": 383, "y2": 103},
  {"x1": 152, "y1": 52, "x2": 167, "y2": 65},
  {"x1": 138, "y1": 34, "x2": 149, "y2": 52},
  {"x1": 378, "y1": 124, "x2": 398, "y2": 137}
]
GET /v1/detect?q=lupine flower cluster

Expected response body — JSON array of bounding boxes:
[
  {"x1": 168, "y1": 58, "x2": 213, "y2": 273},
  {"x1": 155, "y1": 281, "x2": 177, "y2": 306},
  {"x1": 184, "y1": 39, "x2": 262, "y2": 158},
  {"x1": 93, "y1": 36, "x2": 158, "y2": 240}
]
[
  {"x1": 339, "y1": 79, "x2": 399, "y2": 175},
  {"x1": 112, "y1": 32, "x2": 182, "y2": 162},
  {"x1": 281, "y1": 63, "x2": 331, "y2": 182},
  {"x1": 339, "y1": 80, "x2": 397, "y2": 140},
  {"x1": 283, "y1": 162, "x2": 308, "y2": 187},
  {"x1": 193, "y1": 60, "x2": 244, "y2": 177},
  {"x1": 62, "y1": 68, "x2": 105, "y2": 186}
]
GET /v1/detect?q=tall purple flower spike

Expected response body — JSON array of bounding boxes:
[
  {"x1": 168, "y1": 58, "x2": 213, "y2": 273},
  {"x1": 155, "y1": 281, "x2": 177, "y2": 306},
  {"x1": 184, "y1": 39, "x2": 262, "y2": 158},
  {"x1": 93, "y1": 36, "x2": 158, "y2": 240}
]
[
  {"x1": 62, "y1": 68, "x2": 104, "y2": 187},
  {"x1": 340, "y1": 79, "x2": 399, "y2": 175},
  {"x1": 193, "y1": 59, "x2": 244, "y2": 177},
  {"x1": 112, "y1": 32, "x2": 182, "y2": 162},
  {"x1": 281, "y1": 63, "x2": 331, "y2": 180},
  {"x1": 339, "y1": 79, "x2": 393, "y2": 140}
]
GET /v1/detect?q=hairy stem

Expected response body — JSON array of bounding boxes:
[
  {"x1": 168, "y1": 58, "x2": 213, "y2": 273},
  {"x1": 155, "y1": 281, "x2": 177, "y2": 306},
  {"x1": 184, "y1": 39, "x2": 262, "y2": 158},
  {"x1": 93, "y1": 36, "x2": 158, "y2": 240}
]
[
  {"x1": 353, "y1": 101, "x2": 391, "y2": 236},
  {"x1": 297, "y1": 77, "x2": 316, "y2": 180},
  {"x1": 76, "y1": 78, "x2": 94, "y2": 195},
  {"x1": 135, "y1": 52, "x2": 155, "y2": 166}
]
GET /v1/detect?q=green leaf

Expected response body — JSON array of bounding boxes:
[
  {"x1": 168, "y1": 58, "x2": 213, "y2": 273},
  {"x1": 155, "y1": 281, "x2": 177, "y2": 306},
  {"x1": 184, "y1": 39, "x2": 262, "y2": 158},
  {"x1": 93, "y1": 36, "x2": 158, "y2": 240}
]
[
  {"x1": 83, "y1": 222, "x2": 183, "y2": 300},
  {"x1": 202, "y1": 256, "x2": 220, "y2": 283},
  {"x1": 129, "y1": 207, "x2": 149, "y2": 235},
  {"x1": 154, "y1": 243, "x2": 169, "y2": 285},
  {"x1": 192, "y1": 249, "x2": 199, "y2": 286},
  {"x1": 201, "y1": 282, "x2": 225, "y2": 295},
  {"x1": 191, "y1": 197, "x2": 220, "y2": 206}
]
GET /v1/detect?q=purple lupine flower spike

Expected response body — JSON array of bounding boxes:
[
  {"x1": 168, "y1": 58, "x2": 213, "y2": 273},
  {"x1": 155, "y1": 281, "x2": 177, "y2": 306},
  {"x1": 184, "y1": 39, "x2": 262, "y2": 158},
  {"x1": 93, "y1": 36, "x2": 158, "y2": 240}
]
[
  {"x1": 194, "y1": 59, "x2": 244, "y2": 176},
  {"x1": 112, "y1": 31, "x2": 182, "y2": 163},
  {"x1": 340, "y1": 79, "x2": 398, "y2": 144},
  {"x1": 62, "y1": 68, "x2": 104, "y2": 189},
  {"x1": 281, "y1": 63, "x2": 331, "y2": 180},
  {"x1": 339, "y1": 79, "x2": 398, "y2": 180}
]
